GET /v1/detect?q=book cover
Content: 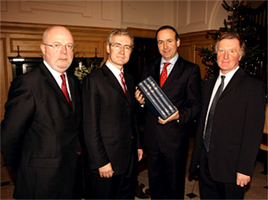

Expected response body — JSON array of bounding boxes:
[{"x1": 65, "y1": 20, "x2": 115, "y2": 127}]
[{"x1": 138, "y1": 76, "x2": 176, "y2": 120}]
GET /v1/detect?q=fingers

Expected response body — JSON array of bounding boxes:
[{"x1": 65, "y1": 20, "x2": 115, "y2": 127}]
[
  {"x1": 236, "y1": 172, "x2": 251, "y2": 187},
  {"x1": 158, "y1": 117, "x2": 167, "y2": 125},
  {"x1": 158, "y1": 110, "x2": 179, "y2": 125},
  {"x1": 100, "y1": 170, "x2": 114, "y2": 178},
  {"x1": 135, "y1": 88, "x2": 145, "y2": 104},
  {"x1": 99, "y1": 163, "x2": 114, "y2": 178},
  {"x1": 138, "y1": 149, "x2": 143, "y2": 161}
]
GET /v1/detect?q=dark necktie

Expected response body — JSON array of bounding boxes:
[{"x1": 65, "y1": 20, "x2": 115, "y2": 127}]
[
  {"x1": 120, "y1": 72, "x2": 128, "y2": 100},
  {"x1": 60, "y1": 74, "x2": 72, "y2": 108},
  {"x1": 203, "y1": 75, "x2": 225, "y2": 152},
  {"x1": 160, "y1": 62, "x2": 171, "y2": 87}
]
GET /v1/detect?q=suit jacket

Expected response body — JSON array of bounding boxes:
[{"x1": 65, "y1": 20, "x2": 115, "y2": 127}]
[
  {"x1": 1, "y1": 63, "x2": 83, "y2": 199},
  {"x1": 142, "y1": 56, "x2": 201, "y2": 154},
  {"x1": 83, "y1": 64, "x2": 140, "y2": 176},
  {"x1": 190, "y1": 68, "x2": 266, "y2": 183}
]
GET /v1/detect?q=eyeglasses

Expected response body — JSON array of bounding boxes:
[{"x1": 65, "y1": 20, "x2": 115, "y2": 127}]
[
  {"x1": 110, "y1": 43, "x2": 133, "y2": 52},
  {"x1": 43, "y1": 43, "x2": 74, "y2": 51}
]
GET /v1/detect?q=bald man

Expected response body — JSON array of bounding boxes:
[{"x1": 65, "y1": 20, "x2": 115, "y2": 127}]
[{"x1": 1, "y1": 26, "x2": 83, "y2": 199}]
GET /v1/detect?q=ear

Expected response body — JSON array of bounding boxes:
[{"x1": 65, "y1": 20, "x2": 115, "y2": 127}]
[
  {"x1": 176, "y1": 38, "x2": 181, "y2": 48},
  {"x1": 106, "y1": 43, "x2": 110, "y2": 54},
  {"x1": 40, "y1": 44, "x2": 46, "y2": 55}
]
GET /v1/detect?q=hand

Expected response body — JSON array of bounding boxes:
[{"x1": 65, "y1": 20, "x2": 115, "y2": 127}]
[
  {"x1": 98, "y1": 162, "x2": 114, "y2": 178},
  {"x1": 135, "y1": 87, "x2": 145, "y2": 105},
  {"x1": 236, "y1": 172, "x2": 251, "y2": 187},
  {"x1": 138, "y1": 149, "x2": 143, "y2": 161},
  {"x1": 158, "y1": 108, "x2": 179, "y2": 125}
]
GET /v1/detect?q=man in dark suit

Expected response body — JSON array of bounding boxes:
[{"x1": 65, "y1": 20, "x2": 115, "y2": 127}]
[
  {"x1": 83, "y1": 29, "x2": 143, "y2": 199},
  {"x1": 190, "y1": 32, "x2": 266, "y2": 199},
  {"x1": 135, "y1": 25, "x2": 202, "y2": 199},
  {"x1": 1, "y1": 26, "x2": 83, "y2": 199}
]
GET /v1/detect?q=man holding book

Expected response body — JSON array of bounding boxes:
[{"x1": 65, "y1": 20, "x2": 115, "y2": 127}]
[{"x1": 135, "y1": 25, "x2": 201, "y2": 199}]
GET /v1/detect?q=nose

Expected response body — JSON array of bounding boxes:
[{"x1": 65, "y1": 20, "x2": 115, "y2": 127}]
[
  {"x1": 60, "y1": 45, "x2": 67, "y2": 54},
  {"x1": 163, "y1": 42, "x2": 168, "y2": 49},
  {"x1": 224, "y1": 51, "x2": 229, "y2": 59},
  {"x1": 119, "y1": 47, "x2": 125, "y2": 54}
]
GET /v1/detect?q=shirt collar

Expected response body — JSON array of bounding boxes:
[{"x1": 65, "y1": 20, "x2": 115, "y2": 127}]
[
  {"x1": 106, "y1": 60, "x2": 124, "y2": 76},
  {"x1": 43, "y1": 60, "x2": 65, "y2": 78},
  {"x1": 161, "y1": 53, "x2": 179, "y2": 66},
  {"x1": 219, "y1": 66, "x2": 239, "y2": 80}
]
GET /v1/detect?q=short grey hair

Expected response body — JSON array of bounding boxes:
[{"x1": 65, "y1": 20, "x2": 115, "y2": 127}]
[{"x1": 106, "y1": 29, "x2": 134, "y2": 48}]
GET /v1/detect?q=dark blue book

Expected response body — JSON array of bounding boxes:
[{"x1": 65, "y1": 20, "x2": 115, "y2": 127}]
[{"x1": 138, "y1": 76, "x2": 176, "y2": 119}]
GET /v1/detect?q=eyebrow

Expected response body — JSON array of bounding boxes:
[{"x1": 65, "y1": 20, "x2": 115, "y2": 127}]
[{"x1": 158, "y1": 38, "x2": 173, "y2": 42}]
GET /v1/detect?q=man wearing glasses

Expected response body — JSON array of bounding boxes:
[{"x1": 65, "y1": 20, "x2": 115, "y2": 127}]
[
  {"x1": 1, "y1": 26, "x2": 83, "y2": 199},
  {"x1": 83, "y1": 29, "x2": 143, "y2": 199}
]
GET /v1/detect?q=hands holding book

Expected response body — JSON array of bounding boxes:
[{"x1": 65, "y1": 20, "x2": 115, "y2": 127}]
[
  {"x1": 135, "y1": 87, "x2": 179, "y2": 125},
  {"x1": 158, "y1": 109, "x2": 179, "y2": 125}
]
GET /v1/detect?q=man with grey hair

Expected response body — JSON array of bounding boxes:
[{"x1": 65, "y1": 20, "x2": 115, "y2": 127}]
[
  {"x1": 190, "y1": 32, "x2": 266, "y2": 199},
  {"x1": 1, "y1": 26, "x2": 83, "y2": 199},
  {"x1": 83, "y1": 29, "x2": 143, "y2": 199}
]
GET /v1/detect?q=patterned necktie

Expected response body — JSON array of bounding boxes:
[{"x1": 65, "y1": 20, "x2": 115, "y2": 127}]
[
  {"x1": 120, "y1": 72, "x2": 128, "y2": 100},
  {"x1": 60, "y1": 74, "x2": 72, "y2": 108},
  {"x1": 160, "y1": 62, "x2": 171, "y2": 87},
  {"x1": 203, "y1": 75, "x2": 225, "y2": 152}
]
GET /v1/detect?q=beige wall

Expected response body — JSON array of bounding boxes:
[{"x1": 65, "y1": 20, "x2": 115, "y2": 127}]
[{"x1": 1, "y1": 0, "x2": 227, "y2": 34}]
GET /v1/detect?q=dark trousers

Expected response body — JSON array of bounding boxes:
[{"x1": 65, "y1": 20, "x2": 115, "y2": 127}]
[
  {"x1": 200, "y1": 148, "x2": 245, "y2": 199},
  {"x1": 147, "y1": 144, "x2": 188, "y2": 199}
]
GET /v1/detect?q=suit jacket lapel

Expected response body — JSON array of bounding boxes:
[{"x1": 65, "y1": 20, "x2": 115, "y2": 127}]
[
  {"x1": 151, "y1": 59, "x2": 161, "y2": 85},
  {"x1": 220, "y1": 68, "x2": 244, "y2": 98},
  {"x1": 66, "y1": 72, "x2": 76, "y2": 111},
  {"x1": 124, "y1": 73, "x2": 132, "y2": 103},
  {"x1": 39, "y1": 63, "x2": 73, "y2": 109},
  {"x1": 102, "y1": 65, "x2": 128, "y2": 101},
  {"x1": 204, "y1": 76, "x2": 217, "y2": 109}
]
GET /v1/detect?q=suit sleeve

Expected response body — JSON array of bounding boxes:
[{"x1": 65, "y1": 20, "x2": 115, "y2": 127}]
[
  {"x1": 178, "y1": 64, "x2": 202, "y2": 125},
  {"x1": 82, "y1": 75, "x2": 109, "y2": 171},
  {"x1": 1, "y1": 77, "x2": 35, "y2": 174},
  {"x1": 236, "y1": 80, "x2": 266, "y2": 176}
]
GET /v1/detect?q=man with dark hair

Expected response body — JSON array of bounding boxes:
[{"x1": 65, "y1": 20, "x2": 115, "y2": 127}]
[
  {"x1": 1, "y1": 26, "x2": 83, "y2": 199},
  {"x1": 83, "y1": 29, "x2": 143, "y2": 199},
  {"x1": 135, "y1": 25, "x2": 201, "y2": 199},
  {"x1": 190, "y1": 32, "x2": 266, "y2": 199}
]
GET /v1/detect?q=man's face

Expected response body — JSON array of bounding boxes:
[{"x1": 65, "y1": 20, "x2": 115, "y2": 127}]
[
  {"x1": 157, "y1": 29, "x2": 180, "y2": 61},
  {"x1": 106, "y1": 35, "x2": 133, "y2": 70},
  {"x1": 217, "y1": 38, "x2": 242, "y2": 74},
  {"x1": 40, "y1": 26, "x2": 74, "y2": 73}
]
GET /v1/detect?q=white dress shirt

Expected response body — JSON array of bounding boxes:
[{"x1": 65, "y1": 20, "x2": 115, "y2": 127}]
[{"x1": 43, "y1": 60, "x2": 72, "y2": 100}]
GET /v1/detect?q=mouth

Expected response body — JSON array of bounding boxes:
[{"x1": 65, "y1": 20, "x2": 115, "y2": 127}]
[{"x1": 58, "y1": 58, "x2": 68, "y2": 61}]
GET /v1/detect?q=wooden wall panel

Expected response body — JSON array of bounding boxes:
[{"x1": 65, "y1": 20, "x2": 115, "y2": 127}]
[
  {"x1": 179, "y1": 31, "x2": 216, "y2": 79},
  {"x1": 0, "y1": 37, "x2": 8, "y2": 120},
  {"x1": 179, "y1": 42, "x2": 192, "y2": 63}
]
